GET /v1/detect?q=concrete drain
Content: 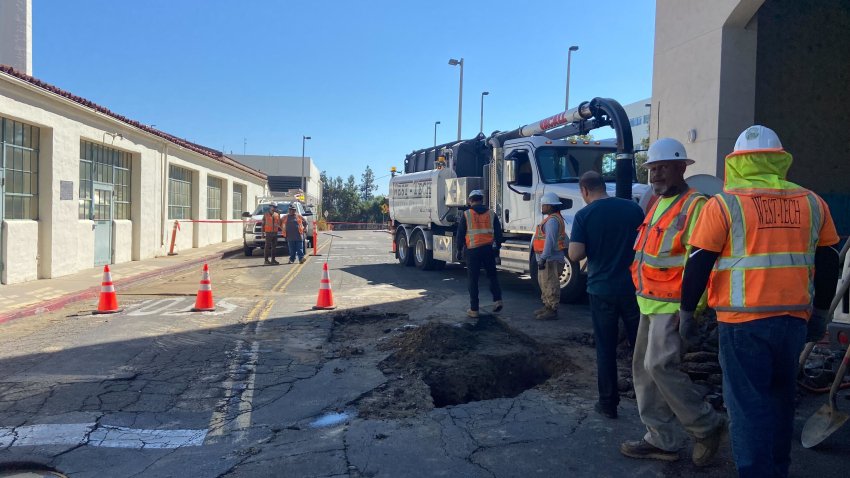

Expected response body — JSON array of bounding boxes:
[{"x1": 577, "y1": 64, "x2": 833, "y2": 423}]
[{"x1": 381, "y1": 318, "x2": 559, "y2": 408}]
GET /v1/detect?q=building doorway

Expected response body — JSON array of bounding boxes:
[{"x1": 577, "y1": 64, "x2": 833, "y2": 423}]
[{"x1": 93, "y1": 182, "x2": 113, "y2": 266}]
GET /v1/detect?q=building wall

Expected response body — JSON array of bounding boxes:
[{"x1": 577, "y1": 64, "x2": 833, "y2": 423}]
[
  {"x1": 622, "y1": 99, "x2": 652, "y2": 149},
  {"x1": 0, "y1": 0, "x2": 32, "y2": 75},
  {"x1": 228, "y1": 154, "x2": 322, "y2": 207},
  {"x1": 0, "y1": 75, "x2": 267, "y2": 284},
  {"x1": 650, "y1": 0, "x2": 764, "y2": 176}
]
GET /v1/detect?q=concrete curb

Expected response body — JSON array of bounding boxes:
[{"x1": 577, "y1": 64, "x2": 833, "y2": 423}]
[{"x1": 0, "y1": 246, "x2": 240, "y2": 325}]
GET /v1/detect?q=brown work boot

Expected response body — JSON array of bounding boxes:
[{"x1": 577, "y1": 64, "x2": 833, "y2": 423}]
[
  {"x1": 467, "y1": 309, "x2": 479, "y2": 318},
  {"x1": 533, "y1": 307, "x2": 549, "y2": 316},
  {"x1": 693, "y1": 419, "x2": 727, "y2": 467},
  {"x1": 620, "y1": 439, "x2": 680, "y2": 462},
  {"x1": 492, "y1": 300, "x2": 503, "y2": 313},
  {"x1": 535, "y1": 308, "x2": 557, "y2": 321}
]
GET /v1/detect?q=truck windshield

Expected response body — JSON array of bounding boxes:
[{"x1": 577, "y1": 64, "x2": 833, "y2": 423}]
[
  {"x1": 535, "y1": 146, "x2": 619, "y2": 183},
  {"x1": 253, "y1": 202, "x2": 291, "y2": 215}
]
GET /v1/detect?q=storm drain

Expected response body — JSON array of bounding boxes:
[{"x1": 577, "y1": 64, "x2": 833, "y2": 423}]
[{"x1": 381, "y1": 318, "x2": 558, "y2": 407}]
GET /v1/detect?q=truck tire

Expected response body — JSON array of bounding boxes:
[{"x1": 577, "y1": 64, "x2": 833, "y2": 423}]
[
  {"x1": 244, "y1": 244, "x2": 253, "y2": 257},
  {"x1": 397, "y1": 233, "x2": 414, "y2": 266},
  {"x1": 559, "y1": 258, "x2": 586, "y2": 304},
  {"x1": 528, "y1": 252, "x2": 586, "y2": 304},
  {"x1": 412, "y1": 231, "x2": 435, "y2": 270}
]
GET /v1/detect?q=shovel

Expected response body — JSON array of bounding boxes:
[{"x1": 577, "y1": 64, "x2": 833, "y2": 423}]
[
  {"x1": 801, "y1": 343, "x2": 850, "y2": 448},
  {"x1": 801, "y1": 266, "x2": 850, "y2": 449}
]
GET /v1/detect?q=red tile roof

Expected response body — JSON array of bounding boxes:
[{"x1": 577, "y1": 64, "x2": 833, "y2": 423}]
[{"x1": 0, "y1": 64, "x2": 267, "y2": 181}]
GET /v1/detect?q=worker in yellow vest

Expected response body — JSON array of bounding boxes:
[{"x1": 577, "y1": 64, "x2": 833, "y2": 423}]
[
  {"x1": 683, "y1": 126, "x2": 840, "y2": 477},
  {"x1": 532, "y1": 192, "x2": 568, "y2": 320},
  {"x1": 262, "y1": 202, "x2": 281, "y2": 265},
  {"x1": 621, "y1": 138, "x2": 725, "y2": 466},
  {"x1": 456, "y1": 190, "x2": 503, "y2": 318}
]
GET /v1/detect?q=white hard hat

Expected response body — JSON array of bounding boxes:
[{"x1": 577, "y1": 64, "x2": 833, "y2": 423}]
[
  {"x1": 468, "y1": 190, "x2": 484, "y2": 199},
  {"x1": 733, "y1": 125, "x2": 783, "y2": 153},
  {"x1": 270, "y1": 201, "x2": 278, "y2": 207},
  {"x1": 644, "y1": 138, "x2": 695, "y2": 167},
  {"x1": 541, "y1": 192, "x2": 562, "y2": 206}
]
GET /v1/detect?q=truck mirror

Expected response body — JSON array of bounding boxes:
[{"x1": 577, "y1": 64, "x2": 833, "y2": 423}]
[
  {"x1": 522, "y1": 192, "x2": 531, "y2": 201},
  {"x1": 560, "y1": 198, "x2": 573, "y2": 209},
  {"x1": 241, "y1": 211, "x2": 251, "y2": 218},
  {"x1": 504, "y1": 159, "x2": 517, "y2": 184}
]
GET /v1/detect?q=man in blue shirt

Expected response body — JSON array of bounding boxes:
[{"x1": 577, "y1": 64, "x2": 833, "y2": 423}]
[{"x1": 569, "y1": 171, "x2": 645, "y2": 419}]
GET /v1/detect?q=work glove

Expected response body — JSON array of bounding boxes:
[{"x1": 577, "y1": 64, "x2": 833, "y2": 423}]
[
  {"x1": 678, "y1": 309, "x2": 700, "y2": 350},
  {"x1": 806, "y1": 308, "x2": 830, "y2": 343},
  {"x1": 537, "y1": 260, "x2": 546, "y2": 271}
]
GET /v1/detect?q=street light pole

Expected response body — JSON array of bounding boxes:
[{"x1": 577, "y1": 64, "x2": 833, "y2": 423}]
[
  {"x1": 479, "y1": 91, "x2": 489, "y2": 134},
  {"x1": 434, "y1": 121, "x2": 441, "y2": 147},
  {"x1": 565, "y1": 45, "x2": 579, "y2": 110},
  {"x1": 449, "y1": 58, "x2": 464, "y2": 140},
  {"x1": 301, "y1": 135, "x2": 311, "y2": 194}
]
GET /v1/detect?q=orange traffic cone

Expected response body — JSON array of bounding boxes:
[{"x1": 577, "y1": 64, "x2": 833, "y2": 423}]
[
  {"x1": 313, "y1": 262, "x2": 336, "y2": 310},
  {"x1": 94, "y1": 265, "x2": 122, "y2": 314},
  {"x1": 391, "y1": 233, "x2": 397, "y2": 254},
  {"x1": 191, "y1": 263, "x2": 216, "y2": 312}
]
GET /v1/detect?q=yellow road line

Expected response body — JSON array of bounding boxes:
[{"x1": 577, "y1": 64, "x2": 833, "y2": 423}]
[
  {"x1": 235, "y1": 298, "x2": 274, "y2": 439},
  {"x1": 272, "y1": 242, "x2": 331, "y2": 293}
]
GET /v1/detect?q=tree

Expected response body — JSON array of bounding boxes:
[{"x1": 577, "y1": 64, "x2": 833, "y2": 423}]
[{"x1": 359, "y1": 165, "x2": 377, "y2": 201}]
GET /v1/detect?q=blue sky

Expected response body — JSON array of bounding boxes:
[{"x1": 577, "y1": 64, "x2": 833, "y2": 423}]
[{"x1": 33, "y1": 0, "x2": 655, "y2": 193}]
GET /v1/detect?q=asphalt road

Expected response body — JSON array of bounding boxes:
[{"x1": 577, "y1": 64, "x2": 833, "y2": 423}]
[{"x1": 0, "y1": 230, "x2": 846, "y2": 477}]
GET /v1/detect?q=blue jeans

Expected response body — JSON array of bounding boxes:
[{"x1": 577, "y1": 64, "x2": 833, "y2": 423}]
[
  {"x1": 718, "y1": 315, "x2": 806, "y2": 478},
  {"x1": 589, "y1": 294, "x2": 639, "y2": 409},
  {"x1": 287, "y1": 239, "x2": 304, "y2": 261}
]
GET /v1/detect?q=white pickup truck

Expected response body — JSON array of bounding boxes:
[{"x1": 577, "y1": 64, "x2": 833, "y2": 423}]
[{"x1": 242, "y1": 199, "x2": 315, "y2": 257}]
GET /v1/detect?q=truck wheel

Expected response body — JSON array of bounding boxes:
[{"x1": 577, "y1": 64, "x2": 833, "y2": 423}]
[
  {"x1": 397, "y1": 233, "x2": 414, "y2": 266},
  {"x1": 559, "y1": 258, "x2": 586, "y2": 304},
  {"x1": 413, "y1": 232, "x2": 435, "y2": 270},
  {"x1": 244, "y1": 244, "x2": 253, "y2": 257}
]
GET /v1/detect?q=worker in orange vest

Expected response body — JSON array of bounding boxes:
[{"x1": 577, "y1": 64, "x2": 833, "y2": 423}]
[
  {"x1": 456, "y1": 190, "x2": 503, "y2": 318},
  {"x1": 532, "y1": 191, "x2": 568, "y2": 321},
  {"x1": 683, "y1": 126, "x2": 840, "y2": 477},
  {"x1": 262, "y1": 202, "x2": 281, "y2": 265},
  {"x1": 622, "y1": 138, "x2": 725, "y2": 466}
]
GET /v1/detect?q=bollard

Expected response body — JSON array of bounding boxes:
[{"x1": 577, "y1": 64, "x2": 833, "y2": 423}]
[
  {"x1": 167, "y1": 220, "x2": 180, "y2": 256},
  {"x1": 312, "y1": 221, "x2": 318, "y2": 256}
]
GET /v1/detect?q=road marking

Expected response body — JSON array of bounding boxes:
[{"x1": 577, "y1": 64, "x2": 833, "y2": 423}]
[
  {"x1": 205, "y1": 298, "x2": 274, "y2": 443},
  {"x1": 124, "y1": 298, "x2": 238, "y2": 317},
  {"x1": 0, "y1": 423, "x2": 206, "y2": 449},
  {"x1": 126, "y1": 298, "x2": 185, "y2": 316}
]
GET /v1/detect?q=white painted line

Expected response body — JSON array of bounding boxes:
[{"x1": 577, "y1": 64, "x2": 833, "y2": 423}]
[
  {"x1": 0, "y1": 423, "x2": 206, "y2": 449},
  {"x1": 89, "y1": 425, "x2": 207, "y2": 449},
  {"x1": 126, "y1": 298, "x2": 186, "y2": 316}
]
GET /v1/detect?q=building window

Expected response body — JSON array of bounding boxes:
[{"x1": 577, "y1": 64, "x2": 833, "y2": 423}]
[
  {"x1": 168, "y1": 165, "x2": 193, "y2": 219},
  {"x1": 232, "y1": 184, "x2": 244, "y2": 219},
  {"x1": 79, "y1": 140, "x2": 132, "y2": 220},
  {"x1": 2, "y1": 117, "x2": 40, "y2": 220},
  {"x1": 206, "y1": 176, "x2": 222, "y2": 220}
]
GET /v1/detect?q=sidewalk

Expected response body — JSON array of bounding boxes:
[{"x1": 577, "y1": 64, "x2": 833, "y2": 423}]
[{"x1": 0, "y1": 240, "x2": 242, "y2": 323}]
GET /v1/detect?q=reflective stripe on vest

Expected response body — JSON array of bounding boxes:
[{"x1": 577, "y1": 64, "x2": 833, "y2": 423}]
[
  {"x1": 263, "y1": 212, "x2": 280, "y2": 233},
  {"x1": 532, "y1": 213, "x2": 568, "y2": 254},
  {"x1": 709, "y1": 191, "x2": 821, "y2": 313},
  {"x1": 283, "y1": 214, "x2": 304, "y2": 235},
  {"x1": 465, "y1": 209, "x2": 495, "y2": 248},
  {"x1": 631, "y1": 188, "x2": 705, "y2": 302}
]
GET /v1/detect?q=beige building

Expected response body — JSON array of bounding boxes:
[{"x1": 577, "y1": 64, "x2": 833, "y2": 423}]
[
  {"x1": 228, "y1": 154, "x2": 322, "y2": 209},
  {"x1": 651, "y1": 0, "x2": 849, "y2": 234}
]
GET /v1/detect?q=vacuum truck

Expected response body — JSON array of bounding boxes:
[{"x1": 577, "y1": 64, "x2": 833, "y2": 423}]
[{"x1": 389, "y1": 97, "x2": 650, "y2": 303}]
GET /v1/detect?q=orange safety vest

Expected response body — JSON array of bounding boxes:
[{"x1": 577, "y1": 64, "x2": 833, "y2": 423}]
[
  {"x1": 532, "y1": 213, "x2": 568, "y2": 253},
  {"x1": 282, "y1": 214, "x2": 304, "y2": 235},
  {"x1": 631, "y1": 188, "x2": 705, "y2": 302},
  {"x1": 262, "y1": 211, "x2": 280, "y2": 233},
  {"x1": 464, "y1": 209, "x2": 495, "y2": 248},
  {"x1": 705, "y1": 190, "x2": 823, "y2": 322}
]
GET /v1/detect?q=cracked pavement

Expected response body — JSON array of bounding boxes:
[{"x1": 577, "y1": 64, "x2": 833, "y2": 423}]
[{"x1": 0, "y1": 230, "x2": 846, "y2": 477}]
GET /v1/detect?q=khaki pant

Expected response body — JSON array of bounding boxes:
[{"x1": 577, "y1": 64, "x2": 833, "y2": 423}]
[
  {"x1": 538, "y1": 261, "x2": 564, "y2": 310},
  {"x1": 264, "y1": 232, "x2": 277, "y2": 261},
  {"x1": 632, "y1": 311, "x2": 722, "y2": 451}
]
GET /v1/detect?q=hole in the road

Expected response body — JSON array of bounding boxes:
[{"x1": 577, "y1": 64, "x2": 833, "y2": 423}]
[{"x1": 382, "y1": 318, "x2": 566, "y2": 407}]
